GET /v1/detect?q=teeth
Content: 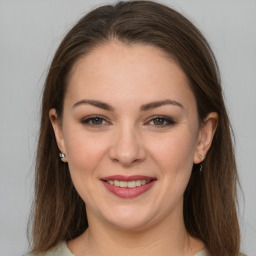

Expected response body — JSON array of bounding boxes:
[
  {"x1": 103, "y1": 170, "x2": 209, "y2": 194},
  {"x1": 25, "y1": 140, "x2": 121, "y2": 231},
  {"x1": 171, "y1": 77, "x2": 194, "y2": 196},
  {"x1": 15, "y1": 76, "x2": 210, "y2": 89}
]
[
  {"x1": 128, "y1": 180, "x2": 136, "y2": 188},
  {"x1": 107, "y1": 180, "x2": 150, "y2": 188},
  {"x1": 136, "y1": 180, "x2": 141, "y2": 186},
  {"x1": 114, "y1": 180, "x2": 119, "y2": 186},
  {"x1": 119, "y1": 181, "x2": 127, "y2": 188}
]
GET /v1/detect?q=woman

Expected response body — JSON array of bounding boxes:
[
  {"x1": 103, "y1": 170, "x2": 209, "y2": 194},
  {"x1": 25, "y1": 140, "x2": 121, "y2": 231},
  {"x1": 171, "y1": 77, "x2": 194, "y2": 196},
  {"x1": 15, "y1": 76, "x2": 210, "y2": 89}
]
[{"x1": 26, "y1": 1, "x2": 243, "y2": 255}]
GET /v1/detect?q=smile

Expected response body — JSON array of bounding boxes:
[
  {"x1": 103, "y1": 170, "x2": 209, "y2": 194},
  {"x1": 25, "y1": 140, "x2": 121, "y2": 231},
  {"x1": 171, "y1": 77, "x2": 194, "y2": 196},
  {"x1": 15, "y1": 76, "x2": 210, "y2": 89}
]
[
  {"x1": 106, "y1": 180, "x2": 151, "y2": 188},
  {"x1": 101, "y1": 175, "x2": 157, "y2": 198}
]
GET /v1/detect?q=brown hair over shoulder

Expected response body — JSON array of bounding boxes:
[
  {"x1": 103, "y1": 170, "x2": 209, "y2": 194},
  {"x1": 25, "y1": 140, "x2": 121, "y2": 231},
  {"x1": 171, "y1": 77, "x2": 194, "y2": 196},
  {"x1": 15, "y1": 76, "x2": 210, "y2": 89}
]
[{"x1": 30, "y1": 1, "x2": 241, "y2": 255}]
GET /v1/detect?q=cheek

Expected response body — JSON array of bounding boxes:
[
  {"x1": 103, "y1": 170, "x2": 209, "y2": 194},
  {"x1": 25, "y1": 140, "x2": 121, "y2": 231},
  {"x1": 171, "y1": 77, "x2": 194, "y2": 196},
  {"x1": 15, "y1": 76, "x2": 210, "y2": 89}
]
[
  {"x1": 63, "y1": 131, "x2": 110, "y2": 206},
  {"x1": 64, "y1": 129, "x2": 108, "y2": 180},
  {"x1": 148, "y1": 128, "x2": 197, "y2": 176}
]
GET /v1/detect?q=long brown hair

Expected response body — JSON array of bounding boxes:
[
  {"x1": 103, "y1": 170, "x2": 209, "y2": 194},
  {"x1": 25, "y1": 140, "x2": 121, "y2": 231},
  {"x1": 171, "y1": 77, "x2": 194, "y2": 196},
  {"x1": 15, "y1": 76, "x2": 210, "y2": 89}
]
[{"x1": 30, "y1": 1, "x2": 240, "y2": 255}]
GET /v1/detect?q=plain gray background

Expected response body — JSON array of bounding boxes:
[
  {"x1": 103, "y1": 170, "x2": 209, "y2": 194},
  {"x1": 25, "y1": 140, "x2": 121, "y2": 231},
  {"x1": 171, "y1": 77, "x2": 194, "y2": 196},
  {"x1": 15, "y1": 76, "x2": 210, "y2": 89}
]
[{"x1": 0, "y1": 0, "x2": 255, "y2": 255}]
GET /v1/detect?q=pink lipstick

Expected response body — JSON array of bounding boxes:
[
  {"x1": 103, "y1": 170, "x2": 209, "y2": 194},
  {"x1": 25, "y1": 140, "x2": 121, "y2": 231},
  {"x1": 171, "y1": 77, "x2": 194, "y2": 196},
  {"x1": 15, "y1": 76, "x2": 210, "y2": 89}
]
[{"x1": 101, "y1": 175, "x2": 157, "y2": 198}]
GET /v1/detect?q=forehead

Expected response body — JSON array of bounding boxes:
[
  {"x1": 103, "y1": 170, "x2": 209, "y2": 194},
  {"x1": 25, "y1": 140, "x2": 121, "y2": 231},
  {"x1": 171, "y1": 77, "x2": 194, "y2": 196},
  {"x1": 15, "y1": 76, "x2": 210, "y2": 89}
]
[
  {"x1": 69, "y1": 41, "x2": 181, "y2": 83},
  {"x1": 66, "y1": 41, "x2": 196, "y2": 111}
]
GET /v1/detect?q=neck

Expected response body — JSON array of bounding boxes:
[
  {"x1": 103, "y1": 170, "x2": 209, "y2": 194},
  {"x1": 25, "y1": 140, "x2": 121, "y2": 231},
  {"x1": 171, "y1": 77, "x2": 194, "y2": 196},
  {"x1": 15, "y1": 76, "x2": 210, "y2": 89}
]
[
  {"x1": 86, "y1": 223, "x2": 189, "y2": 256},
  {"x1": 68, "y1": 208, "x2": 203, "y2": 256}
]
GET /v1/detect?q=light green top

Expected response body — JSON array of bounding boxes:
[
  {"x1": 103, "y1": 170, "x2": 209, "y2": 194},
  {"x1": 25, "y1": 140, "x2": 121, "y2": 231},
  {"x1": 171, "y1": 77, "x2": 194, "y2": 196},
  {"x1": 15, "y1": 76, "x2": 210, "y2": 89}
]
[{"x1": 24, "y1": 241, "x2": 209, "y2": 256}]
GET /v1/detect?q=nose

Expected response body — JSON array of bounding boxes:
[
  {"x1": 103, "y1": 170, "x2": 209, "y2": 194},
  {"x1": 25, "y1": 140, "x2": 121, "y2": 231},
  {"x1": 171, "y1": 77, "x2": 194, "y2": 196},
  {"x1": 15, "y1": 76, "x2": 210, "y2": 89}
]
[{"x1": 108, "y1": 125, "x2": 146, "y2": 167}]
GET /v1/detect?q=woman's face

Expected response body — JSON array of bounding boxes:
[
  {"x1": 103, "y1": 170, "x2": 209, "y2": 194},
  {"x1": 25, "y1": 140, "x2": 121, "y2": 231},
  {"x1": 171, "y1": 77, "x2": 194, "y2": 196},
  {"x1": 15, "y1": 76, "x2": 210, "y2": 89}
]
[{"x1": 50, "y1": 41, "x2": 216, "y2": 230}]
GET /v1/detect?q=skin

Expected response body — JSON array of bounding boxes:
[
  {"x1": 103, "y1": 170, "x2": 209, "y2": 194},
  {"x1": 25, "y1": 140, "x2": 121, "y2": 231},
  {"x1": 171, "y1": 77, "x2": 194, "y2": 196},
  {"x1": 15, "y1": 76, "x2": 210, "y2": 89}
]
[{"x1": 50, "y1": 41, "x2": 218, "y2": 256}]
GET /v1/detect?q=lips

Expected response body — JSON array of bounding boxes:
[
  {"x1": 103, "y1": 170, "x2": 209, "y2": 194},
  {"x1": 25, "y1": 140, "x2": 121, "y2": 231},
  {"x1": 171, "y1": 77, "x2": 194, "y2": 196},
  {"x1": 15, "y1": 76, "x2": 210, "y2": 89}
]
[{"x1": 101, "y1": 175, "x2": 157, "y2": 198}]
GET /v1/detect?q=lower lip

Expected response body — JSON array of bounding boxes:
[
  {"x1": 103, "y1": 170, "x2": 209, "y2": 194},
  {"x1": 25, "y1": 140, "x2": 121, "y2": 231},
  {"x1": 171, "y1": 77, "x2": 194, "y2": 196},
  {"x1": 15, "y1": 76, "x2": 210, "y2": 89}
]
[{"x1": 102, "y1": 180, "x2": 156, "y2": 198}]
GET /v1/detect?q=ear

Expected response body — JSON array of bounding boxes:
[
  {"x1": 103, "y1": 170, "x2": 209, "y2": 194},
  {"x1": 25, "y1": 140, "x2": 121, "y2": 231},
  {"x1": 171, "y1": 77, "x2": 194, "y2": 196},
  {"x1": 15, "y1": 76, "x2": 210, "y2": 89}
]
[
  {"x1": 49, "y1": 108, "x2": 67, "y2": 162},
  {"x1": 194, "y1": 112, "x2": 218, "y2": 164}
]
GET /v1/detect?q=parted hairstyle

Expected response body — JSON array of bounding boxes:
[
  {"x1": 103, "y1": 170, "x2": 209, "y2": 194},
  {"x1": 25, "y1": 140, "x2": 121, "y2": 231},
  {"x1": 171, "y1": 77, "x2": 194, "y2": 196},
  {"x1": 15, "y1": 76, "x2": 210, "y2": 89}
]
[{"x1": 30, "y1": 1, "x2": 240, "y2": 255}]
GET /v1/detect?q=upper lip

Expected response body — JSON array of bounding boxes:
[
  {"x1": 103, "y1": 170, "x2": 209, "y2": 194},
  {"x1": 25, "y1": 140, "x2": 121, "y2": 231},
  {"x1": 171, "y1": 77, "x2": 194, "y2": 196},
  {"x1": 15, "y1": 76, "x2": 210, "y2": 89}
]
[{"x1": 101, "y1": 175, "x2": 157, "y2": 181}]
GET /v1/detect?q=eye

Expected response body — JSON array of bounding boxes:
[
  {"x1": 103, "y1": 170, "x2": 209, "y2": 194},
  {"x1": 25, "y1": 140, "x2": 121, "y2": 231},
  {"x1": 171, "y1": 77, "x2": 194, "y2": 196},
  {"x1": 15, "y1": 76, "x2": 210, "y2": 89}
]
[
  {"x1": 147, "y1": 116, "x2": 175, "y2": 127},
  {"x1": 81, "y1": 116, "x2": 109, "y2": 127}
]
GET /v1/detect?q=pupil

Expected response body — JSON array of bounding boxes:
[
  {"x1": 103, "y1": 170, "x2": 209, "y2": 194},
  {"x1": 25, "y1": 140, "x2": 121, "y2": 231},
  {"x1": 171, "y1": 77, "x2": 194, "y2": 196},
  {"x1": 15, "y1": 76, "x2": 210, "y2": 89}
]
[
  {"x1": 154, "y1": 118, "x2": 164, "y2": 125},
  {"x1": 93, "y1": 118, "x2": 102, "y2": 125}
]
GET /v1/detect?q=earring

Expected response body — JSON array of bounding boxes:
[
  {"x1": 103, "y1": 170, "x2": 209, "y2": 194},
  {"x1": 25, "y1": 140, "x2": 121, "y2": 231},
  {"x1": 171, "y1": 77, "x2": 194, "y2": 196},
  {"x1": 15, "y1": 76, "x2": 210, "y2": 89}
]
[
  {"x1": 59, "y1": 152, "x2": 66, "y2": 159},
  {"x1": 198, "y1": 154, "x2": 203, "y2": 172}
]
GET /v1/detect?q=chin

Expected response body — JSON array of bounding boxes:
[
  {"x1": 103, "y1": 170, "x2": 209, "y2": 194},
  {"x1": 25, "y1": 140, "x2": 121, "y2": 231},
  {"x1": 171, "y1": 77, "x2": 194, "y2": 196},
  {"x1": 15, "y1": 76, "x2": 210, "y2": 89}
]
[
  {"x1": 108, "y1": 217, "x2": 153, "y2": 231},
  {"x1": 99, "y1": 205, "x2": 157, "y2": 231}
]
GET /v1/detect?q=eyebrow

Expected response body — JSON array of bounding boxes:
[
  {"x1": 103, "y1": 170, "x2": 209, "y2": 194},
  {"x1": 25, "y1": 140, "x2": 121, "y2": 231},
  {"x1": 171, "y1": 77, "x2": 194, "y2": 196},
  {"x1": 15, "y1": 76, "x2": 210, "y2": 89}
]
[
  {"x1": 140, "y1": 99, "x2": 184, "y2": 111},
  {"x1": 73, "y1": 99, "x2": 114, "y2": 111},
  {"x1": 73, "y1": 99, "x2": 183, "y2": 111}
]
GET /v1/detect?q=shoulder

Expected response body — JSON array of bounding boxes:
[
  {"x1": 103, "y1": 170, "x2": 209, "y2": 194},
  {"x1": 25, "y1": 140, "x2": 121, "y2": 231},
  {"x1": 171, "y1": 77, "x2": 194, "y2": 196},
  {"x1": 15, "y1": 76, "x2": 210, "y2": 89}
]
[
  {"x1": 194, "y1": 248, "x2": 209, "y2": 256},
  {"x1": 194, "y1": 249, "x2": 247, "y2": 256},
  {"x1": 23, "y1": 242, "x2": 73, "y2": 256}
]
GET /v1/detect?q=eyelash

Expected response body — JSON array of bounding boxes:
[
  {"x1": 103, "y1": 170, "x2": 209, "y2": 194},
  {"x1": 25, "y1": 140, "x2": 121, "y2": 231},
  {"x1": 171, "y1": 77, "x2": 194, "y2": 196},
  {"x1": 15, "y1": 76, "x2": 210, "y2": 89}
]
[
  {"x1": 81, "y1": 115, "x2": 109, "y2": 127},
  {"x1": 146, "y1": 116, "x2": 176, "y2": 127},
  {"x1": 81, "y1": 115, "x2": 175, "y2": 128}
]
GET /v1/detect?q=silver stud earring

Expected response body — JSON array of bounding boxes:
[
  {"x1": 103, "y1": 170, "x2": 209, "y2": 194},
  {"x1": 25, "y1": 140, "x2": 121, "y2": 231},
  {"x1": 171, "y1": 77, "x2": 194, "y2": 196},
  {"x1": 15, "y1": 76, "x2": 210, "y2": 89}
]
[
  {"x1": 59, "y1": 152, "x2": 66, "y2": 159},
  {"x1": 199, "y1": 154, "x2": 203, "y2": 160}
]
